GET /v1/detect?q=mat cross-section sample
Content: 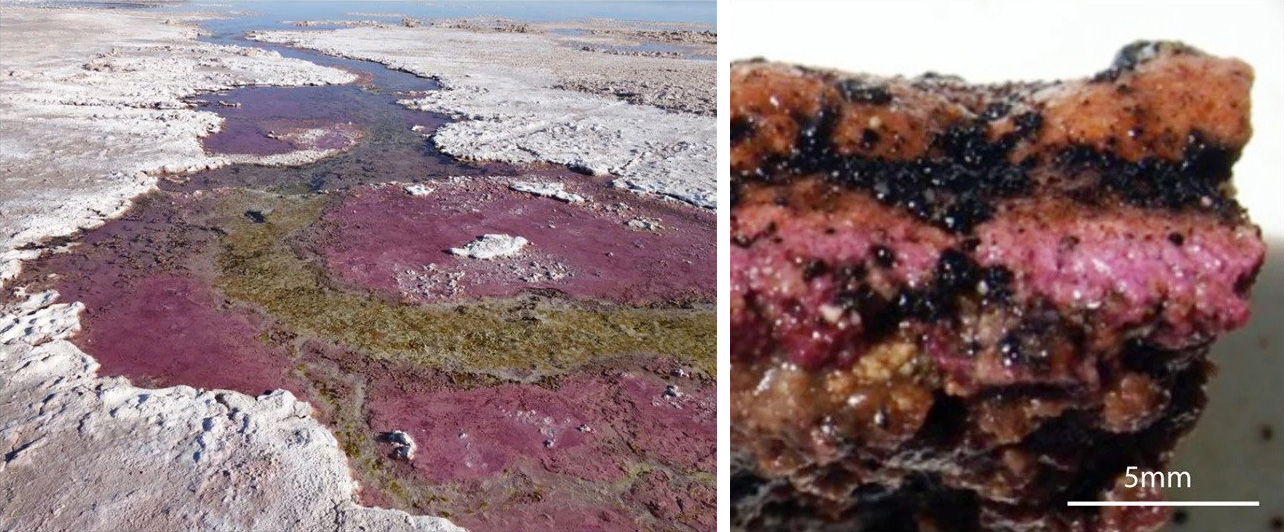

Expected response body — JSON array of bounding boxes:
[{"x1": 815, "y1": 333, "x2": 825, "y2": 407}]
[{"x1": 730, "y1": 41, "x2": 1264, "y2": 531}]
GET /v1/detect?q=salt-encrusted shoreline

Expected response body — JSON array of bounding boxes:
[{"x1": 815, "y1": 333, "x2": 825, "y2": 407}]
[
  {"x1": 249, "y1": 25, "x2": 717, "y2": 208},
  {"x1": 0, "y1": 9, "x2": 357, "y2": 284}
]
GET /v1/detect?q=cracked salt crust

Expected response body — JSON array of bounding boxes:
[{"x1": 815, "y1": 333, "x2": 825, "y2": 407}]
[
  {"x1": 0, "y1": 8, "x2": 457, "y2": 531},
  {"x1": 0, "y1": 9, "x2": 356, "y2": 284},
  {"x1": 248, "y1": 25, "x2": 716, "y2": 209}
]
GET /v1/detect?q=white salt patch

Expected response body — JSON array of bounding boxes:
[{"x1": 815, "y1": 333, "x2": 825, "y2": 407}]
[
  {"x1": 449, "y1": 234, "x2": 529, "y2": 259},
  {"x1": 625, "y1": 217, "x2": 663, "y2": 231},
  {"x1": 510, "y1": 181, "x2": 586, "y2": 203},
  {"x1": 404, "y1": 184, "x2": 435, "y2": 196}
]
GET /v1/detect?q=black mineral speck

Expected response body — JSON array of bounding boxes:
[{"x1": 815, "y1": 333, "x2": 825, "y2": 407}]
[
  {"x1": 861, "y1": 128, "x2": 881, "y2": 149},
  {"x1": 836, "y1": 79, "x2": 893, "y2": 105},
  {"x1": 732, "y1": 117, "x2": 754, "y2": 144},
  {"x1": 872, "y1": 245, "x2": 896, "y2": 268},
  {"x1": 732, "y1": 221, "x2": 775, "y2": 248},
  {"x1": 896, "y1": 291, "x2": 944, "y2": 322},
  {"x1": 998, "y1": 334, "x2": 1023, "y2": 367},
  {"x1": 998, "y1": 314, "x2": 1062, "y2": 368},
  {"x1": 1180, "y1": 131, "x2": 1235, "y2": 179},
  {"x1": 979, "y1": 266, "x2": 1014, "y2": 304},
  {"x1": 831, "y1": 263, "x2": 870, "y2": 293},
  {"x1": 937, "y1": 122, "x2": 1009, "y2": 168},
  {"x1": 1168, "y1": 232, "x2": 1186, "y2": 246},
  {"x1": 801, "y1": 258, "x2": 830, "y2": 281},
  {"x1": 788, "y1": 106, "x2": 841, "y2": 176},
  {"x1": 244, "y1": 210, "x2": 266, "y2": 224},
  {"x1": 730, "y1": 470, "x2": 770, "y2": 505},
  {"x1": 998, "y1": 331, "x2": 1051, "y2": 368},
  {"x1": 1012, "y1": 112, "x2": 1043, "y2": 137},
  {"x1": 1060, "y1": 235, "x2": 1081, "y2": 252},
  {"x1": 981, "y1": 102, "x2": 1011, "y2": 121},
  {"x1": 835, "y1": 284, "x2": 886, "y2": 323},
  {"x1": 938, "y1": 196, "x2": 993, "y2": 233},
  {"x1": 934, "y1": 249, "x2": 978, "y2": 292},
  {"x1": 1091, "y1": 41, "x2": 1197, "y2": 82}
]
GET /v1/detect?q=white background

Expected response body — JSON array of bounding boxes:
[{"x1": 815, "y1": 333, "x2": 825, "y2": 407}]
[{"x1": 720, "y1": 1, "x2": 1284, "y2": 528}]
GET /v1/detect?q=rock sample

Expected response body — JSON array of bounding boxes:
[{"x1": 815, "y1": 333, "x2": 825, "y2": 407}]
[{"x1": 730, "y1": 42, "x2": 1264, "y2": 531}]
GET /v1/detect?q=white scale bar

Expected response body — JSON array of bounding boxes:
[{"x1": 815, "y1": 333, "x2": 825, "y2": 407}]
[{"x1": 1067, "y1": 501, "x2": 1260, "y2": 507}]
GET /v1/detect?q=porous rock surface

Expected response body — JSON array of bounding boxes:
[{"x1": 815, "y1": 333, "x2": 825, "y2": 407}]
[
  {"x1": 249, "y1": 26, "x2": 717, "y2": 208},
  {"x1": 0, "y1": 8, "x2": 456, "y2": 532}
]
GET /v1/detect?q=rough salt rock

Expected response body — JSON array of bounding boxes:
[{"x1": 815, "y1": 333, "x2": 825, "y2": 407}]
[
  {"x1": 387, "y1": 430, "x2": 415, "y2": 447},
  {"x1": 386, "y1": 430, "x2": 417, "y2": 461},
  {"x1": 448, "y1": 234, "x2": 529, "y2": 259},
  {"x1": 625, "y1": 217, "x2": 663, "y2": 231},
  {"x1": 404, "y1": 184, "x2": 434, "y2": 196},
  {"x1": 510, "y1": 181, "x2": 586, "y2": 203},
  {"x1": 568, "y1": 161, "x2": 611, "y2": 177}
]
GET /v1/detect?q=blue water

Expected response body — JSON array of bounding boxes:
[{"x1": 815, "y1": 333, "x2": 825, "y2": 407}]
[
  {"x1": 159, "y1": 1, "x2": 715, "y2": 36},
  {"x1": 154, "y1": 1, "x2": 715, "y2": 66}
]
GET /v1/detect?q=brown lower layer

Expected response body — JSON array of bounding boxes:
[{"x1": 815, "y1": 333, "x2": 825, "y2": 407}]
[{"x1": 730, "y1": 342, "x2": 1210, "y2": 532}]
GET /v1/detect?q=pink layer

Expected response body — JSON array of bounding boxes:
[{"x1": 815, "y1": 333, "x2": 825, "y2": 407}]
[{"x1": 732, "y1": 199, "x2": 1262, "y2": 368}]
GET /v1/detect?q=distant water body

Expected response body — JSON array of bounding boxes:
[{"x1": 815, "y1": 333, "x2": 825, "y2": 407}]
[{"x1": 151, "y1": 1, "x2": 716, "y2": 37}]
